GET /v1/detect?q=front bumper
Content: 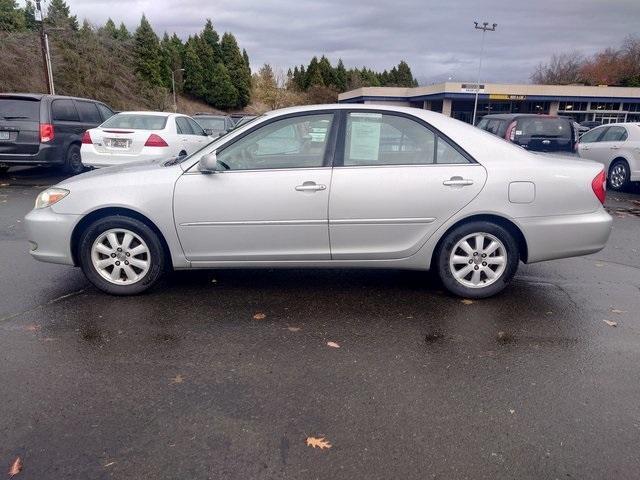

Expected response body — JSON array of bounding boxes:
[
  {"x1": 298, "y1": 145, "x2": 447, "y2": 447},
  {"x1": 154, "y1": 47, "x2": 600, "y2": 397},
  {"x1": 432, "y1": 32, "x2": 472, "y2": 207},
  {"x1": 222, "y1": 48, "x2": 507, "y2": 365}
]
[
  {"x1": 518, "y1": 208, "x2": 613, "y2": 263},
  {"x1": 24, "y1": 207, "x2": 81, "y2": 266}
]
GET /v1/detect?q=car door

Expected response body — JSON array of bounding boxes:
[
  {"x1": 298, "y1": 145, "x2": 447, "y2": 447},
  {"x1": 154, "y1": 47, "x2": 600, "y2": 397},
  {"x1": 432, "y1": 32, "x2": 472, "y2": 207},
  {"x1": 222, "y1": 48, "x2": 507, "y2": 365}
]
[
  {"x1": 173, "y1": 111, "x2": 337, "y2": 262},
  {"x1": 174, "y1": 116, "x2": 197, "y2": 155},
  {"x1": 51, "y1": 98, "x2": 83, "y2": 152},
  {"x1": 598, "y1": 126, "x2": 629, "y2": 171},
  {"x1": 578, "y1": 126, "x2": 609, "y2": 163},
  {"x1": 328, "y1": 111, "x2": 487, "y2": 260}
]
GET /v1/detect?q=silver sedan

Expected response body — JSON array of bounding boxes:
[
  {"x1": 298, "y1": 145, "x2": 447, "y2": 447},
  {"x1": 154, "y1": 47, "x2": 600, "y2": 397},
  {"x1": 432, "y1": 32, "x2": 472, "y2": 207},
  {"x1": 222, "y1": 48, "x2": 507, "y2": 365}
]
[{"x1": 25, "y1": 104, "x2": 613, "y2": 298}]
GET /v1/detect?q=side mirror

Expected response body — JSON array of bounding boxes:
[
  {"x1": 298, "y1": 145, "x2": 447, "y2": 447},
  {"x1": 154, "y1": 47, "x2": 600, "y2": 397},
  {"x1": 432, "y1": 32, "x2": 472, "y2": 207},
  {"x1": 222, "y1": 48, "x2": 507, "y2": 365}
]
[{"x1": 198, "y1": 151, "x2": 219, "y2": 173}]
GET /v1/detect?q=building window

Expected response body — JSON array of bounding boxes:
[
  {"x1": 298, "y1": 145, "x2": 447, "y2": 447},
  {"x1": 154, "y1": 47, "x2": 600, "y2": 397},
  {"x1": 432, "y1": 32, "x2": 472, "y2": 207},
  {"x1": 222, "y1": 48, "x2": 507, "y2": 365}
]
[
  {"x1": 591, "y1": 102, "x2": 620, "y2": 111},
  {"x1": 623, "y1": 103, "x2": 640, "y2": 112},
  {"x1": 559, "y1": 102, "x2": 588, "y2": 111}
]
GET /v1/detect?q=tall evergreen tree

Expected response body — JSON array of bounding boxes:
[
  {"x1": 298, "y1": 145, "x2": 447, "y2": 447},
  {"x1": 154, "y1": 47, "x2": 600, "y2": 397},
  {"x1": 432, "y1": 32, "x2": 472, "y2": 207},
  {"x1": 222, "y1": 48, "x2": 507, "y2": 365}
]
[
  {"x1": 395, "y1": 61, "x2": 415, "y2": 87},
  {"x1": 116, "y1": 22, "x2": 130, "y2": 40},
  {"x1": 305, "y1": 57, "x2": 324, "y2": 88},
  {"x1": 102, "y1": 18, "x2": 117, "y2": 38},
  {"x1": 335, "y1": 59, "x2": 347, "y2": 91},
  {"x1": 207, "y1": 62, "x2": 238, "y2": 109},
  {"x1": 201, "y1": 19, "x2": 221, "y2": 63},
  {"x1": 183, "y1": 39, "x2": 206, "y2": 98},
  {"x1": 220, "y1": 32, "x2": 250, "y2": 108},
  {"x1": 133, "y1": 14, "x2": 163, "y2": 86},
  {"x1": 318, "y1": 55, "x2": 336, "y2": 88},
  {"x1": 0, "y1": 0, "x2": 25, "y2": 32},
  {"x1": 46, "y1": 0, "x2": 78, "y2": 30},
  {"x1": 23, "y1": 0, "x2": 37, "y2": 30}
]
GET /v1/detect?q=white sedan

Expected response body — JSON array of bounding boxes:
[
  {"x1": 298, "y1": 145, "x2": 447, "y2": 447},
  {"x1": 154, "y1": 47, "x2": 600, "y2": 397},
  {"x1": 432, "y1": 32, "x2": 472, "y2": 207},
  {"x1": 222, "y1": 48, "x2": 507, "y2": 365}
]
[
  {"x1": 81, "y1": 112, "x2": 212, "y2": 168},
  {"x1": 577, "y1": 122, "x2": 640, "y2": 191},
  {"x1": 26, "y1": 104, "x2": 612, "y2": 298}
]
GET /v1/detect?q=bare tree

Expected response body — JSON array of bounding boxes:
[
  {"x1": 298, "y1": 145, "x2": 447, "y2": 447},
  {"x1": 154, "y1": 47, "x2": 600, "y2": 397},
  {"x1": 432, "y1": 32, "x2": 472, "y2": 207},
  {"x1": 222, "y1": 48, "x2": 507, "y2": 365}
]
[{"x1": 530, "y1": 52, "x2": 585, "y2": 84}]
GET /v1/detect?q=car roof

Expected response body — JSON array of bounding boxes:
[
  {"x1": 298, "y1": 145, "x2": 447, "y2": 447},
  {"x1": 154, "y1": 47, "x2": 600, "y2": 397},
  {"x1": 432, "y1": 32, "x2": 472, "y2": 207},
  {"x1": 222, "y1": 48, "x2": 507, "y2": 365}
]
[
  {"x1": 114, "y1": 111, "x2": 177, "y2": 117},
  {"x1": 479, "y1": 113, "x2": 565, "y2": 121},
  {"x1": 0, "y1": 93, "x2": 108, "y2": 104}
]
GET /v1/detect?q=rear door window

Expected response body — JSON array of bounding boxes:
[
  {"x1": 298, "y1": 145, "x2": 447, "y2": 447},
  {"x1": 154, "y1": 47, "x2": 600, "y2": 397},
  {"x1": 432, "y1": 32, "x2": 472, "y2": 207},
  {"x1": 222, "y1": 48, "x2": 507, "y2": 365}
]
[
  {"x1": 0, "y1": 98, "x2": 40, "y2": 121},
  {"x1": 580, "y1": 127, "x2": 606, "y2": 143},
  {"x1": 516, "y1": 117, "x2": 572, "y2": 139},
  {"x1": 601, "y1": 126, "x2": 628, "y2": 142},
  {"x1": 176, "y1": 117, "x2": 194, "y2": 135},
  {"x1": 51, "y1": 99, "x2": 79, "y2": 122},
  {"x1": 187, "y1": 118, "x2": 206, "y2": 136},
  {"x1": 75, "y1": 101, "x2": 102, "y2": 124}
]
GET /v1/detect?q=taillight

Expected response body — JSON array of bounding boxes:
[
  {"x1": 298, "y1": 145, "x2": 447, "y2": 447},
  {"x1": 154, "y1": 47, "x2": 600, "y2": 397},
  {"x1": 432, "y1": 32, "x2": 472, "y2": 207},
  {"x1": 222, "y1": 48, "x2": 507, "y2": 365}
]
[
  {"x1": 39, "y1": 123, "x2": 54, "y2": 143},
  {"x1": 505, "y1": 121, "x2": 517, "y2": 142},
  {"x1": 81, "y1": 131, "x2": 92, "y2": 144},
  {"x1": 144, "y1": 134, "x2": 168, "y2": 147},
  {"x1": 591, "y1": 169, "x2": 606, "y2": 204}
]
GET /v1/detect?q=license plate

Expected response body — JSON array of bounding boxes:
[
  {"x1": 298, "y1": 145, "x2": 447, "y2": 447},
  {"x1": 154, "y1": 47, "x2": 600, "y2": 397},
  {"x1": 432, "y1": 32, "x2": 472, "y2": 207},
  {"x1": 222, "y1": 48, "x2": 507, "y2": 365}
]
[
  {"x1": 106, "y1": 138, "x2": 130, "y2": 149},
  {"x1": 0, "y1": 131, "x2": 10, "y2": 140}
]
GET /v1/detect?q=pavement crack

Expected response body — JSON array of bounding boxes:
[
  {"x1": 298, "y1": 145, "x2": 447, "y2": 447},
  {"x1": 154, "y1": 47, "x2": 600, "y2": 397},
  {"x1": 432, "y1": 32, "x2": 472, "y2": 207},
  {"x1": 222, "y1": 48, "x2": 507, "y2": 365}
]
[{"x1": 0, "y1": 288, "x2": 85, "y2": 323}]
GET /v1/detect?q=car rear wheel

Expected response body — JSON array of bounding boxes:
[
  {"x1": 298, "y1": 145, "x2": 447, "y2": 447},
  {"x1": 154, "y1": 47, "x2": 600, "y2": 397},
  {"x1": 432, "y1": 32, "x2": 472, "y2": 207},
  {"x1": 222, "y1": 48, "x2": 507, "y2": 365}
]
[
  {"x1": 608, "y1": 160, "x2": 630, "y2": 191},
  {"x1": 63, "y1": 144, "x2": 84, "y2": 175},
  {"x1": 436, "y1": 221, "x2": 520, "y2": 299},
  {"x1": 78, "y1": 216, "x2": 165, "y2": 295}
]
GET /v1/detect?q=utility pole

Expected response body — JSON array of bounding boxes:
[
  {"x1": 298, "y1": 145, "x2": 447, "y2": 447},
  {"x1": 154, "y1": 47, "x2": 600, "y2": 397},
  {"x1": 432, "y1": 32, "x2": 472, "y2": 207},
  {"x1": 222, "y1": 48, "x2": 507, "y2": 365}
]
[
  {"x1": 35, "y1": 0, "x2": 55, "y2": 94},
  {"x1": 471, "y1": 21, "x2": 497, "y2": 126},
  {"x1": 172, "y1": 68, "x2": 185, "y2": 112}
]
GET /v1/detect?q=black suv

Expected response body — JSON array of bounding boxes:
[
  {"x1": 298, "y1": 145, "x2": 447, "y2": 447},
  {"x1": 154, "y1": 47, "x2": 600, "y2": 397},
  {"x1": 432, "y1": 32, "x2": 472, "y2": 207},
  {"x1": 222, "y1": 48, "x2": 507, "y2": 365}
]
[
  {"x1": 0, "y1": 93, "x2": 114, "y2": 174},
  {"x1": 477, "y1": 114, "x2": 578, "y2": 153}
]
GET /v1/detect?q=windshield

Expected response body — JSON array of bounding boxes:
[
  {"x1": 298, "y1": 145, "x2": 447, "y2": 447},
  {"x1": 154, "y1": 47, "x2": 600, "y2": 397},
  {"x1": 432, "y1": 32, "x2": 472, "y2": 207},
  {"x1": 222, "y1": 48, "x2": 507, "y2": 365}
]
[
  {"x1": 101, "y1": 114, "x2": 167, "y2": 130},
  {"x1": 194, "y1": 117, "x2": 227, "y2": 131},
  {"x1": 0, "y1": 98, "x2": 40, "y2": 120}
]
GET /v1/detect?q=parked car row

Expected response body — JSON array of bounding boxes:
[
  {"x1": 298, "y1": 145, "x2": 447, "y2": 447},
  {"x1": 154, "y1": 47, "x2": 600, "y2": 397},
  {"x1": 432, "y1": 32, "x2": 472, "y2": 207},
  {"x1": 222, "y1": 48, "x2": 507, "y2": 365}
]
[
  {"x1": 477, "y1": 113, "x2": 639, "y2": 191},
  {"x1": 0, "y1": 92, "x2": 255, "y2": 173}
]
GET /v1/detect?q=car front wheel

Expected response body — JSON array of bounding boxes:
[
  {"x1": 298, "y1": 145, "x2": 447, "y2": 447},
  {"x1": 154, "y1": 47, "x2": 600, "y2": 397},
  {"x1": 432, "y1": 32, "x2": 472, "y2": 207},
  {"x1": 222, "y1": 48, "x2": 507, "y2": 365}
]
[
  {"x1": 436, "y1": 221, "x2": 520, "y2": 299},
  {"x1": 78, "y1": 216, "x2": 165, "y2": 295}
]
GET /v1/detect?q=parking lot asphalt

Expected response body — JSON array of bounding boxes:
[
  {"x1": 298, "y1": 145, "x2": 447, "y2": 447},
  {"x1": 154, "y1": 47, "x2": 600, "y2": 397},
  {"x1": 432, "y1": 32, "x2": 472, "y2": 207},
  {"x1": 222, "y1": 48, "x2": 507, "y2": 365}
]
[{"x1": 1, "y1": 168, "x2": 639, "y2": 480}]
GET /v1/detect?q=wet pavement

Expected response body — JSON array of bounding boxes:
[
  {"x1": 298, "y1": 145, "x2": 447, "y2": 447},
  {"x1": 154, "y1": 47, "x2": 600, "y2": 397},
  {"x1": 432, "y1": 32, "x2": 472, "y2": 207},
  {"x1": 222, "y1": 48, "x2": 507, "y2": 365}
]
[{"x1": 1, "y1": 167, "x2": 639, "y2": 479}]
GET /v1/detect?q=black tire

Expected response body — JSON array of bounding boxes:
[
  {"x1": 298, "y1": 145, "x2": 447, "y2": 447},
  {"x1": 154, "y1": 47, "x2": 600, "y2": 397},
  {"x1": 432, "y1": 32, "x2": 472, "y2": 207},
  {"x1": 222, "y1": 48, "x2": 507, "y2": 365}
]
[
  {"x1": 608, "y1": 159, "x2": 630, "y2": 191},
  {"x1": 62, "y1": 144, "x2": 84, "y2": 175},
  {"x1": 436, "y1": 221, "x2": 520, "y2": 299},
  {"x1": 78, "y1": 216, "x2": 166, "y2": 295}
]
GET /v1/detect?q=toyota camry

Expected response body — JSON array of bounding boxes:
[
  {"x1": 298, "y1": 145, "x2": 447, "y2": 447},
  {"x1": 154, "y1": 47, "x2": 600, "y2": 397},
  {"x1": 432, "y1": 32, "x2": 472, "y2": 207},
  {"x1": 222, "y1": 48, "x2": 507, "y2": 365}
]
[{"x1": 25, "y1": 104, "x2": 613, "y2": 298}]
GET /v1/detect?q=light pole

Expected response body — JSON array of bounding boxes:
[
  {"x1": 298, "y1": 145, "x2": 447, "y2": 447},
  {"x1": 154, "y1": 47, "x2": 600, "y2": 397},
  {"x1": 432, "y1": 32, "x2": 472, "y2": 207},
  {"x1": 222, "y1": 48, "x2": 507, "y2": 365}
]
[
  {"x1": 471, "y1": 21, "x2": 497, "y2": 126},
  {"x1": 172, "y1": 68, "x2": 185, "y2": 112}
]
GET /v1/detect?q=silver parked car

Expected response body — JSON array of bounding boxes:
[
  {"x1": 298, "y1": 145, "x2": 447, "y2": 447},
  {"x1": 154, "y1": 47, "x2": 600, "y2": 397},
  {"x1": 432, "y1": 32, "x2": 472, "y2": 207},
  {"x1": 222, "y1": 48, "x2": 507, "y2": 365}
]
[
  {"x1": 25, "y1": 105, "x2": 613, "y2": 298},
  {"x1": 577, "y1": 122, "x2": 640, "y2": 191}
]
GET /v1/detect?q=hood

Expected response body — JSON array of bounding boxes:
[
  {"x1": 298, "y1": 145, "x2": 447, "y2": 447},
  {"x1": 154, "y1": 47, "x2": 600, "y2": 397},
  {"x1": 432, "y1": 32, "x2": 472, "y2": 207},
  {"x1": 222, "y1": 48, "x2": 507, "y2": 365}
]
[{"x1": 58, "y1": 157, "x2": 172, "y2": 187}]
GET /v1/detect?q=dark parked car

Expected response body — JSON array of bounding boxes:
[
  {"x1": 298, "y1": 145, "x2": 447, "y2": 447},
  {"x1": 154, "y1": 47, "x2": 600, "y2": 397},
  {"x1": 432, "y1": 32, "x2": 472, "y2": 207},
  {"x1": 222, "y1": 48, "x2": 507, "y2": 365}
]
[
  {"x1": 192, "y1": 113, "x2": 234, "y2": 137},
  {"x1": 477, "y1": 114, "x2": 578, "y2": 153},
  {"x1": 0, "y1": 93, "x2": 114, "y2": 174}
]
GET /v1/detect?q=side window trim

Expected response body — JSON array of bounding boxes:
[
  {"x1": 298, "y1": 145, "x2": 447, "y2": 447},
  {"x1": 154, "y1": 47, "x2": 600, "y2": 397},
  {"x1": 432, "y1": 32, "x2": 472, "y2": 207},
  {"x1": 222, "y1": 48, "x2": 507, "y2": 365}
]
[{"x1": 334, "y1": 109, "x2": 477, "y2": 167}]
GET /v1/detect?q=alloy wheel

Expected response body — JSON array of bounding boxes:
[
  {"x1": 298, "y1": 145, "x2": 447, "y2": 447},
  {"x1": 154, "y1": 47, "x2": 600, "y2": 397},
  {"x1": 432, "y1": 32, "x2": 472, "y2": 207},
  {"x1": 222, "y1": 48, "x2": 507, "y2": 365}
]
[
  {"x1": 609, "y1": 163, "x2": 627, "y2": 189},
  {"x1": 91, "y1": 228, "x2": 151, "y2": 285},
  {"x1": 449, "y1": 232, "x2": 507, "y2": 289}
]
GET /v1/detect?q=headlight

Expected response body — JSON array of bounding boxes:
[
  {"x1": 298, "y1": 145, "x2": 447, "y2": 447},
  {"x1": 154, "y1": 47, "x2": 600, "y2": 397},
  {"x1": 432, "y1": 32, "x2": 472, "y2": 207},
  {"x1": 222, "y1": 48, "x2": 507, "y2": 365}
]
[{"x1": 35, "y1": 188, "x2": 70, "y2": 209}]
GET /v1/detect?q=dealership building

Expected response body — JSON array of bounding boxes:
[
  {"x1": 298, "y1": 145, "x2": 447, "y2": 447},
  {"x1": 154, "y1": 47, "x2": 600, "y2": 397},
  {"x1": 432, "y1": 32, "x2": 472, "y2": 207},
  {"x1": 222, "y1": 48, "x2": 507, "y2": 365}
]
[{"x1": 338, "y1": 82, "x2": 640, "y2": 125}]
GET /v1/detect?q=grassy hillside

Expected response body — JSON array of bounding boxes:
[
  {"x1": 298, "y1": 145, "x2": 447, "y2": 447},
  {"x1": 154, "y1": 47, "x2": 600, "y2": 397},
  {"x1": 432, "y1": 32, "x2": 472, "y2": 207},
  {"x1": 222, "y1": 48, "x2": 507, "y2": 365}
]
[{"x1": 0, "y1": 31, "x2": 218, "y2": 114}]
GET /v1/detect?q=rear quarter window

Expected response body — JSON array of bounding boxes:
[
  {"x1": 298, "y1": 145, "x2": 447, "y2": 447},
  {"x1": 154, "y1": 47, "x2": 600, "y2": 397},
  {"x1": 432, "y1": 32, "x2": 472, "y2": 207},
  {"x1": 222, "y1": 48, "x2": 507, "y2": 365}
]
[
  {"x1": 75, "y1": 101, "x2": 102, "y2": 124},
  {"x1": 0, "y1": 98, "x2": 40, "y2": 121}
]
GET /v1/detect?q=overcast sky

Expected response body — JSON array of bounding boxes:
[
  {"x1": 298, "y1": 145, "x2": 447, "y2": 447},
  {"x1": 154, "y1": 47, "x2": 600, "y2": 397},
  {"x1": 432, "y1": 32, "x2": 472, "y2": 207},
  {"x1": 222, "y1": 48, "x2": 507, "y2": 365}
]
[{"x1": 33, "y1": 0, "x2": 640, "y2": 85}]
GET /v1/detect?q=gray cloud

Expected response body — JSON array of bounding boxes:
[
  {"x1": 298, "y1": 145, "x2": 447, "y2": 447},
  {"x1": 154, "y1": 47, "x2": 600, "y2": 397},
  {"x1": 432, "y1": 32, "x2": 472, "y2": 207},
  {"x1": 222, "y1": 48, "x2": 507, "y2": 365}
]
[{"x1": 36, "y1": 0, "x2": 640, "y2": 84}]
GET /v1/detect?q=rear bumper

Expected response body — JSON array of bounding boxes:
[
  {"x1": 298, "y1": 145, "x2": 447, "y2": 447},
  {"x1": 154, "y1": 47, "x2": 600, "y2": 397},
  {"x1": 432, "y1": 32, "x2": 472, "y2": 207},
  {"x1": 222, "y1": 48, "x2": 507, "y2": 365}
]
[
  {"x1": 518, "y1": 208, "x2": 613, "y2": 263},
  {"x1": 81, "y1": 146, "x2": 169, "y2": 168},
  {"x1": 0, "y1": 144, "x2": 63, "y2": 167},
  {"x1": 24, "y1": 207, "x2": 80, "y2": 266}
]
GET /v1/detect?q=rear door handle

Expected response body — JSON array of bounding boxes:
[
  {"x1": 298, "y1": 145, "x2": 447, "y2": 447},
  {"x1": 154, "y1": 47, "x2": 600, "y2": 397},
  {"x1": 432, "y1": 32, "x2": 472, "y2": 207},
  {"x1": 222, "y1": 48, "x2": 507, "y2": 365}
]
[
  {"x1": 295, "y1": 181, "x2": 326, "y2": 192},
  {"x1": 610, "y1": 145, "x2": 619, "y2": 150},
  {"x1": 443, "y1": 176, "x2": 474, "y2": 187}
]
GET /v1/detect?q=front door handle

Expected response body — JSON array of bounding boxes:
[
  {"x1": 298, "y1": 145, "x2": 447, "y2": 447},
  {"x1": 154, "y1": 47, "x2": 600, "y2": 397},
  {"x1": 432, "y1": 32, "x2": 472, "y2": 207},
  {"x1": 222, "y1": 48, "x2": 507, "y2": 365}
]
[
  {"x1": 295, "y1": 181, "x2": 326, "y2": 192},
  {"x1": 610, "y1": 145, "x2": 619, "y2": 150},
  {"x1": 443, "y1": 176, "x2": 474, "y2": 187}
]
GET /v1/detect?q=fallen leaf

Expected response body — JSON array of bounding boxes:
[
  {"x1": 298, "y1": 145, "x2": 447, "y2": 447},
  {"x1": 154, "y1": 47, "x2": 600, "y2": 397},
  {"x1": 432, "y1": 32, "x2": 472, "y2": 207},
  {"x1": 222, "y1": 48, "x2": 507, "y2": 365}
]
[
  {"x1": 253, "y1": 313, "x2": 266, "y2": 320},
  {"x1": 104, "y1": 461, "x2": 116, "y2": 468},
  {"x1": 461, "y1": 299, "x2": 474, "y2": 305},
  {"x1": 545, "y1": 311, "x2": 553, "y2": 315},
  {"x1": 170, "y1": 374, "x2": 184, "y2": 384},
  {"x1": 0, "y1": 183, "x2": 9, "y2": 187},
  {"x1": 603, "y1": 320, "x2": 618, "y2": 327},
  {"x1": 595, "y1": 263, "x2": 605, "y2": 267},
  {"x1": 25, "y1": 324, "x2": 40, "y2": 332},
  {"x1": 306, "y1": 436, "x2": 332, "y2": 450},
  {"x1": 287, "y1": 326, "x2": 301, "y2": 332},
  {"x1": 611, "y1": 309, "x2": 626, "y2": 314},
  {"x1": 327, "y1": 341, "x2": 340, "y2": 348},
  {"x1": 8, "y1": 456, "x2": 22, "y2": 477}
]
